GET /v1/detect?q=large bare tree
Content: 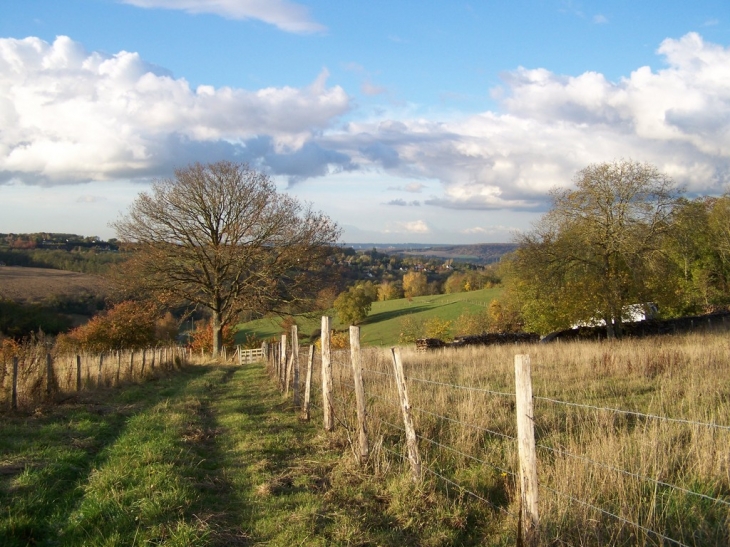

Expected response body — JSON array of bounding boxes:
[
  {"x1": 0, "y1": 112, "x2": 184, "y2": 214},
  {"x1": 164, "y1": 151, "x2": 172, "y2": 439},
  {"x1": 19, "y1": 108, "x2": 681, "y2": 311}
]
[
  {"x1": 511, "y1": 160, "x2": 683, "y2": 338},
  {"x1": 113, "y1": 161, "x2": 340, "y2": 355}
]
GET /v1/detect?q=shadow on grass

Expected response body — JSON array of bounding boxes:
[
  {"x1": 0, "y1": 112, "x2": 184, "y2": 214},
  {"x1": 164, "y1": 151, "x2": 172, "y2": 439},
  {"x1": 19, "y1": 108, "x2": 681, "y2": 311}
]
[
  {"x1": 362, "y1": 304, "x2": 432, "y2": 325},
  {"x1": 0, "y1": 366, "x2": 211, "y2": 547}
]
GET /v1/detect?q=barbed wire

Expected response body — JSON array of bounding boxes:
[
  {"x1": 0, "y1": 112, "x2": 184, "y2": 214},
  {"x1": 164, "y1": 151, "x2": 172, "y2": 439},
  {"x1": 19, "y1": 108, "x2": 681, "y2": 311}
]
[
  {"x1": 534, "y1": 396, "x2": 730, "y2": 432},
  {"x1": 362, "y1": 368, "x2": 395, "y2": 379},
  {"x1": 411, "y1": 406, "x2": 517, "y2": 442},
  {"x1": 406, "y1": 376, "x2": 514, "y2": 398},
  {"x1": 376, "y1": 419, "x2": 516, "y2": 517},
  {"x1": 415, "y1": 431, "x2": 516, "y2": 478},
  {"x1": 536, "y1": 442, "x2": 730, "y2": 509},
  {"x1": 541, "y1": 483, "x2": 691, "y2": 547},
  {"x1": 423, "y1": 465, "x2": 517, "y2": 517}
]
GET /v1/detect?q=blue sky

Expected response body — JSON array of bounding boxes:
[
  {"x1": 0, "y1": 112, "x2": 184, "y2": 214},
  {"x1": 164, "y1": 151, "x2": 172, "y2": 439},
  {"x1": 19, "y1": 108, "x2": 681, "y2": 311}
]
[{"x1": 1, "y1": 1, "x2": 729, "y2": 243}]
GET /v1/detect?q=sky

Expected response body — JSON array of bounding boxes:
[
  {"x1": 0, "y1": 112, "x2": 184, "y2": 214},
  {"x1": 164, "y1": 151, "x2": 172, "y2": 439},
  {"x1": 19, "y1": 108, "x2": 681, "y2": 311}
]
[{"x1": 0, "y1": 1, "x2": 729, "y2": 244}]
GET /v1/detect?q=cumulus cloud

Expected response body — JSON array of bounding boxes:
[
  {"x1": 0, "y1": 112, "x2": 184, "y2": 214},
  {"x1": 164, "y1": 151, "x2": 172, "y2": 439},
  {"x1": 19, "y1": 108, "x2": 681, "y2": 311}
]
[
  {"x1": 325, "y1": 32, "x2": 730, "y2": 210},
  {"x1": 0, "y1": 36, "x2": 350, "y2": 185},
  {"x1": 119, "y1": 0, "x2": 325, "y2": 33},
  {"x1": 383, "y1": 220, "x2": 430, "y2": 234}
]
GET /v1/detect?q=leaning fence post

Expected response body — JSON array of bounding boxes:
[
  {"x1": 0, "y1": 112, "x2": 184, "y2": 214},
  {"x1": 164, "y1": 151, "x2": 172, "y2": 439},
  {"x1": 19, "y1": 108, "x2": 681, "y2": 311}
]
[
  {"x1": 302, "y1": 345, "x2": 314, "y2": 421},
  {"x1": 76, "y1": 354, "x2": 82, "y2": 391},
  {"x1": 321, "y1": 316, "x2": 334, "y2": 431},
  {"x1": 515, "y1": 354, "x2": 539, "y2": 546},
  {"x1": 11, "y1": 356, "x2": 19, "y2": 410},
  {"x1": 391, "y1": 348, "x2": 421, "y2": 481},
  {"x1": 292, "y1": 325, "x2": 300, "y2": 407},
  {"x1": 350, "y1": 326, "x2": 369, "y2": 464}
]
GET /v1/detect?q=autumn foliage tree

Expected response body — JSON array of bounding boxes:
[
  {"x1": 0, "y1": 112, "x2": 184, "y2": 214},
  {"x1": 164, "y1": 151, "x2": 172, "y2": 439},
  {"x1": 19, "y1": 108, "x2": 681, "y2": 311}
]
[
  {"x1": 113, "y1": 161, "x2": 340, "y2": 356},
  {"x1": 56, "y1": 300, "x2": 158, "y2": 353}
]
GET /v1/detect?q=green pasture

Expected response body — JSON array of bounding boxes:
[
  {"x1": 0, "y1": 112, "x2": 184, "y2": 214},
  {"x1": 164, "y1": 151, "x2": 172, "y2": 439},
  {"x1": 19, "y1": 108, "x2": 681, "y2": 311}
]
[{"x1": 234, "y1": 287, "x2": 502, "y2": 347}]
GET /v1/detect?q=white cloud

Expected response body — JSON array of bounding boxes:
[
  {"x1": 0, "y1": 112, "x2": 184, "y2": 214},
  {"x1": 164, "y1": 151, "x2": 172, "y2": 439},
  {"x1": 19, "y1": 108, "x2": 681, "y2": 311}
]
[
  {"x1": 383, "y1": 220, "x2": 430, "y2": 234},
  {"x1": 0, "y1": 36, "x2": 350, "y2": 185},
  {"x1": 119, "y1": 0, "x2": 325, "y2": 33},
  {"x1": 593, "y1": 14, "x2": 608, "y2": 24},
  {"x1": 76, "y1": 195, "x2": 107, "y2": 203},
  {"x1": 325, "y1": 32, "x2": 730, "y2": 210}
]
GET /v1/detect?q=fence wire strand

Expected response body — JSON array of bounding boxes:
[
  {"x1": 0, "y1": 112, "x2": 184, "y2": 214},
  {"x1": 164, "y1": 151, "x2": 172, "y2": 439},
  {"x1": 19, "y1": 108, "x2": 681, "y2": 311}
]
[
  {"x1": 535, "y1": 396, "x2": 730, "y2": 432},
  {"x1": 541, "y1": 483, "x2": 691, "y2": 547},
  {"x1": 536, "y1": 443, "x2": 730, "y2": 509},
  {"x1": 406, "y1": 375, "x2": 514, "y2": 398}
]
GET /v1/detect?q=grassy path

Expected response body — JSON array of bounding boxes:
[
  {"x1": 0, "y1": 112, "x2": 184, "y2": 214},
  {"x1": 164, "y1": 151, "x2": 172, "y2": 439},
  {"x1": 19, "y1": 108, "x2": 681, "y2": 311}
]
[{"x1": 1, "y1": 363, "x2": 495, "y2": 546}]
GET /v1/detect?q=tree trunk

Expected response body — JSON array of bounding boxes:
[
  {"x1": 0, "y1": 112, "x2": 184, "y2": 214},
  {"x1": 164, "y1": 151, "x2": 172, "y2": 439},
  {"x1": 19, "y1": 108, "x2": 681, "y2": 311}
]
[{"x1": 212, "y1": 312, "x2": 222, "y2": 357}]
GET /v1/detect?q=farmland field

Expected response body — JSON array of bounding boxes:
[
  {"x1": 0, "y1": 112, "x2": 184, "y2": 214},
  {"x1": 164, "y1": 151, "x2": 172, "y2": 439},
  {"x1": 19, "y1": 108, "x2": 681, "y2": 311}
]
[{"x1": 0, "y1": 266, "x2": 109, "y2": 304}]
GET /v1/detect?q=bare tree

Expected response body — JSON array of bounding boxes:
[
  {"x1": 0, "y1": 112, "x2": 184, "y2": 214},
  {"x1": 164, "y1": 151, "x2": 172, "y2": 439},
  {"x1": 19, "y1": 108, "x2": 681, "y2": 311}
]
[
  {"x1": 512, "y1": 160, "x2": 682, "y2": 338},
  {"x1": 113, "y1": 161, "x2": 340, "y2": 355}
]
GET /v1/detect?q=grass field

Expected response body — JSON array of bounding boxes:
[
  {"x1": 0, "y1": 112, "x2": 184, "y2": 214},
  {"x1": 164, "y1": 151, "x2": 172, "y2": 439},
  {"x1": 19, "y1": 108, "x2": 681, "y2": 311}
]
[
  {"x1": 0, "y1": 362, "x2": 496, "y2": 546},
  {"x1": 2, "y1": 329, "x2": 728, "y2": 545},
  {"x1": 234, "y1": 287, "x2": 502, "y2": 347}
]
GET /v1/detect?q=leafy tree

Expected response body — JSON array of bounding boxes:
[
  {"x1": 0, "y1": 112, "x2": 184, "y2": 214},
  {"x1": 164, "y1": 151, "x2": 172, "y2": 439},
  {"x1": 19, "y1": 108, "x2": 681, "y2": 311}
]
[
  {"x1": 453, "y1": 309, "x2": 491, "y2": 336},
  {"x1": 402, "y1": 271, "x2": 428, "y2": 298},
  {"x1": 113, "y1": 161, "x2": 340, "y2": 356},
  {"x1": 333, "y1": 283, "x2": 376, "y2": 325},
  {"x1": 56, "y1": 300, "x2": 157, "y2": 353},
  {"x1": 378, "y1": 281, "x2": 402, "y2": 301},
  {"x1": 511, "y1": 160, "x2": 682, "y2": 337}
]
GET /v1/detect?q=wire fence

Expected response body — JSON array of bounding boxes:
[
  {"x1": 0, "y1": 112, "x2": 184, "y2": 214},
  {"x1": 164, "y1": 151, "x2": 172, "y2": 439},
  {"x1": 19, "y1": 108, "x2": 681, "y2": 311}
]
[
  {"x1": 265, "y1": 331, "x2": 730, "y2": 546},
  {"x1": 2, "y1": 345, "x2": 189, "y2": 410}
]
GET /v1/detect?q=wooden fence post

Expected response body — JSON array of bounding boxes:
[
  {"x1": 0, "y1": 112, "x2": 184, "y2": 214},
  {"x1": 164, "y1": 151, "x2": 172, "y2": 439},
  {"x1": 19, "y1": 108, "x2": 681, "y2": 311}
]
[
  {"x1": 350, "y1": 326, "x2": 369, "y2": 464},
  {"x1": 391, "y1": 348, "x2": 421, "y2": 481},
  {"x1": 11, "y1": 357, "x2": 19, "y2": 410},
  {"x1": 46, "y1": 353, "x2": 53, "y2": 398},
  {"x1": 515, "y1": 354, "x2": 539, "y2": 546},
  {"x1": 302, "y1": 345, "x2": 314, "y2": 421},
  {"x1": 129, "y1": 351, "x2": 134, "y2": 380},
  {"x1": 116, "y1": 351, "x2": 121, "y2": 385},
  {"x1": 280, "y1": 334, "x2": 287, "y2": 391},
  {"x1": 321, "y1": 316, "x2": 334, "y2": 432},
  {"x1": 76, "y1": 355, "x2": 82, "y2": 391},
  {"x1": 238, "y1": 345, "x2": 242, "y2": 366},
  {"x1": 97, "y1": 353, "x2": 104, "y2": 387},
  {"x1": 141, "y1": 349, "x2": 146, "y2": 376},
  {"x1": 292, "y1": 325, "x2": 300, "y2": 407}
]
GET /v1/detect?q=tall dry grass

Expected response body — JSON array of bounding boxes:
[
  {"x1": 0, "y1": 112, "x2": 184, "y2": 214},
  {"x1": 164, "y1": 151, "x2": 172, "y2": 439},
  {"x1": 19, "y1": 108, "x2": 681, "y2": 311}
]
[{"x1": 298, "y1": 330, "x2": 730, "y2": 546}]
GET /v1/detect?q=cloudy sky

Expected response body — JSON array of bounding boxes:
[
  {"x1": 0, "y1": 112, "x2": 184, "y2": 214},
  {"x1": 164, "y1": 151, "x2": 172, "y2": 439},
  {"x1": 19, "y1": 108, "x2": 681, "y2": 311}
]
[{"x1": 1, "y1": 1, "x2": 729, "y2": 243}]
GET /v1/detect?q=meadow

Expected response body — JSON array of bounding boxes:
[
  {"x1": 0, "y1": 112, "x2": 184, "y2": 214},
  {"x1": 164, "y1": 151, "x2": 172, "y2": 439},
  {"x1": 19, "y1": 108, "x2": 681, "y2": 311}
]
[
  {"x1": 3, "y1": 316, "x2": 729, "y2": 544},
  {"x1": 234, "y1": 286, "x2": 503, "y2": 347},
  {"x1": 298, "y1": 328, "x2": 730, "y2": 546}
]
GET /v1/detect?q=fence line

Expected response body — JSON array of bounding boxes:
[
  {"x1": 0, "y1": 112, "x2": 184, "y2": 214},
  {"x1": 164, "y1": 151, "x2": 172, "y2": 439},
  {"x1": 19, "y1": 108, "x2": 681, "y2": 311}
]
[
  {"x1": 3, "y1": 346, "x2": 186, "y2": 410},
  {"x1": 264, "y1": 320, "x2": 730, "y2": 545}
]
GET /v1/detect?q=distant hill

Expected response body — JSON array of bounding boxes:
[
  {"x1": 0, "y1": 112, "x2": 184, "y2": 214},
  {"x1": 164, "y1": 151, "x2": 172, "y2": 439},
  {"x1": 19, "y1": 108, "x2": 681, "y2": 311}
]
[{"x1": 361, "y1": 243, "x2": 518, "y2": 265}]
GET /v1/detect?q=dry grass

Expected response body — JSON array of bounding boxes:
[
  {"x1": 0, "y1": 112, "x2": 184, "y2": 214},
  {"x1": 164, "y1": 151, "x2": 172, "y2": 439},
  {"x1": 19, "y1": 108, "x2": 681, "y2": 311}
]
[{"x1": 297, "y1": 331, "x2": 730, "y2": 546}]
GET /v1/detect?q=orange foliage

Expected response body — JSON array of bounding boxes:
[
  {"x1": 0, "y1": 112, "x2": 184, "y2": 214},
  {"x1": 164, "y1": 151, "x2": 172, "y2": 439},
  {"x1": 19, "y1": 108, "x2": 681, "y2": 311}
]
[
  {"x1": 56, "y1": 300, "x2": 158, "y2": 353},
  {"x1": 187, "y1": 320, "x2": 236, "y2": 353}
]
